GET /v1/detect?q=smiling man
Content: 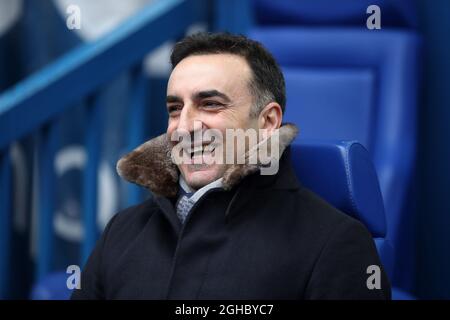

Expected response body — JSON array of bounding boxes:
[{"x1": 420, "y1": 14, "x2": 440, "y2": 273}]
[
  {"x1": 166, "y1": 53, "x2": 261, "y2": 190},
  {"x1": 71, "y1": 32, "x2": 391, "y2": 300}
]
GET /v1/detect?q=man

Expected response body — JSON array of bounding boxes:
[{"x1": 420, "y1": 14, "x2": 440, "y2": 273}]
[{"x1": 71, "y1": 32, "x2": 391, "y2": 300}]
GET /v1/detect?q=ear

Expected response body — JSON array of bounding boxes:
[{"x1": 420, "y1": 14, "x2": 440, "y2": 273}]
[{"x1": 258, "y1": 102, "x2": 283, "y2": 135}]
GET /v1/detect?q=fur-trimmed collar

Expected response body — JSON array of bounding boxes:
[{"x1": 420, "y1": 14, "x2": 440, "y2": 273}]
[{"x1": 116, "y1": 123, "x2": 299, "y2": 198}]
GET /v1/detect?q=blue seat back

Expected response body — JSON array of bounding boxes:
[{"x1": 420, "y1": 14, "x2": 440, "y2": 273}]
[
  {"x1": 283, "y1": 67, "x2": 375, "y2": 148},
  {"x1": 291, "y1": 141, "x2": 394, "y2": 276},
  {"x1": 249, "y1": 29, "x2": 420, "y2": 271}
]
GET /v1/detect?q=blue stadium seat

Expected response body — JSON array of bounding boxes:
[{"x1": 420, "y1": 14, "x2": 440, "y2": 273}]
[
  {"x1": 291, "y1": 141, "x2": 393, "y2": 276},
  {"x1": 253, "y1": 0, "x2": 418, "y2": 28},
  {"x1": 291, "y1": 141, "x2": 413, "y2": 299},
  {"x1": 250, "y1": 27, "x2": 420, "y2": 293}
]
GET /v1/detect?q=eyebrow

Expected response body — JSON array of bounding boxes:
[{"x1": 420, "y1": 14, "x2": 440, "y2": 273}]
[
  {"x1": 166, "y1": 90, "x2": 231, "y2": 104},
  {"x1": 193, "y1": 90, "x2": 231, "y2": 103},
  {"x1": 166, "y1": 95, "x2": 183, "y2": 104}
]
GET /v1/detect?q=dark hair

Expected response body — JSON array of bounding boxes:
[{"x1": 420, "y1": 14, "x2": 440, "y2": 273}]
[{"x1": 170, "y1": 32, "x2": 286, "y2": 116}]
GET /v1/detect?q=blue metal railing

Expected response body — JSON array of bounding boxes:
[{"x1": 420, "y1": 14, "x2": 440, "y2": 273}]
[{"x1": 0, "y1": 0, "x2": 215, "y2": 299}]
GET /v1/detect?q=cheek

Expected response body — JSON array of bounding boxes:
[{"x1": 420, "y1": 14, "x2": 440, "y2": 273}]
[
  {"x1": 166, "y1": 119, "x2": 178, "y2": 136},
  {"x1": 203, "y1": 117, "x2": 229, "y2": 131},
  {"x1": 205, "y1": 109, "x2": 246, "y2": 130}
]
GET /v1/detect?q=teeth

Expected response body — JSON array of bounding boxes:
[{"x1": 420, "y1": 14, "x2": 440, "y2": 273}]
[
  {"x1": 192, "y1": 145, "x2": 203, "y2": 153},
  {"x1": 190, "y1": 146, "x2": 215, "y2": 158},
  {"x1": 192, "y1": 150, "x2": 202, "y2": 158}
]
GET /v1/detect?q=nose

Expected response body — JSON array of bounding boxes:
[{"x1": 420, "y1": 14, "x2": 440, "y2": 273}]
[{"x1": 177, "y1": 104, "x2": 204, "y2": 134}]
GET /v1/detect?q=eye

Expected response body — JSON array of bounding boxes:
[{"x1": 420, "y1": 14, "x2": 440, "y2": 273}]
[
  {"x1": 202, "y1": 101, "x2": 224, "y2": 109},
  {"x1": 167, "y1": 105, "x2": 182, "y2": 116}
]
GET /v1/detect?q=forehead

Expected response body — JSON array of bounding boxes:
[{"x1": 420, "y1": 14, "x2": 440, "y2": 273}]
[{"x1": 167, "y1": 53, "x2": 252, "y2": 97}]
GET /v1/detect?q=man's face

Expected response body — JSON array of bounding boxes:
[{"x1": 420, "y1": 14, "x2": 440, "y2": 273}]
[{"x1": 166, "y1": 53, "x2": 258, "y2": 190}]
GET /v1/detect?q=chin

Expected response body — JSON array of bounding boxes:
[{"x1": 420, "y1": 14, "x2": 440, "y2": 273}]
[{"x1": 181, "y1": 164, "x2": 225, "y2": 190}]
